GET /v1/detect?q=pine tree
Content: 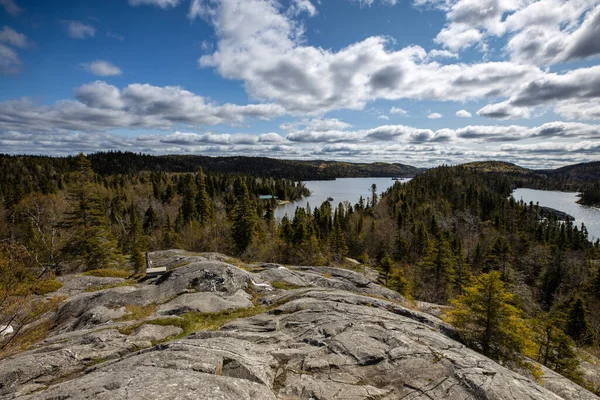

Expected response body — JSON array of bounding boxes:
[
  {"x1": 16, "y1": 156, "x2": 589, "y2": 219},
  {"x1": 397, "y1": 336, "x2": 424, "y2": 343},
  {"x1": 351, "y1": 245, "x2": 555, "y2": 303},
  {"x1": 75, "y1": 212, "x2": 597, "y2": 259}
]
[
  {"x1": 65, "y1": 154, "x2": 123, "y2": 270},
  {"x1": 129, "y1": 206, "x2": 145, "y2": 273},
  {"x1": 379, "y1": 253, "x2": 393, "y2": 286},
  {"x1": 231, "y1": 179, "x2": 256, "y2": 254},
  {"x1": 565, "y1": 298, "x2": 592, "y2": 344},
  {"x1": 195, "y1": 168, "x2": 213, "y2": 226},
  {"x1": 419, "y1": 235, "x2": 455, "y2": 303},
  {"x1": 162, "y1": 214, "x2": 176, "y2": 249},
  {"x1": 445, "y1": 271, "x2": 534, "y2": 362},
  {"x1": 143, "y1": 205, "x2": 158, "y2": 234},
  {"x1": 534, "y1": 318, "x2": 581, "y2": 382},
  {"x1": 179, "y1": 174, "x2": 197, "y2": 225}
]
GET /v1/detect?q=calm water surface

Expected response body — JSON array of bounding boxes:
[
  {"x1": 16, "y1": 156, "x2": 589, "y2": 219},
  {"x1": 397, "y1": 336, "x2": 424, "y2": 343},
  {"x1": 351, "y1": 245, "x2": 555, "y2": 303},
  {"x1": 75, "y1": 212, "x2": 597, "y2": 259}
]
[
  {"x1": 275, "y1": 180, "x2": 600, "y2": 242},
  {"x1": 275, "y1": 177, "x2": 410, "y2": 220},
  {"x1": 512, "y1": 188, "x2": 600, "y2": 241}
]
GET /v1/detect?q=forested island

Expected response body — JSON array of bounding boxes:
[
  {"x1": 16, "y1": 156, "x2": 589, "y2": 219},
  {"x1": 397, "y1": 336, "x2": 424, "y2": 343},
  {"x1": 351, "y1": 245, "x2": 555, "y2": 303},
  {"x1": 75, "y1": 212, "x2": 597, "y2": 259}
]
[{"x1": 1, "y1": 153, "x2": 600, "y2": 397}]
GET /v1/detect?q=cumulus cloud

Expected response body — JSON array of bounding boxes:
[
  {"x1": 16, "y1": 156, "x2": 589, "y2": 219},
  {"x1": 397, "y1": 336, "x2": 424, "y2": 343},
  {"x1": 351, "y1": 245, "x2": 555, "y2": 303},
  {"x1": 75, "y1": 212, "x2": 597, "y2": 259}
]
[
  {"x1": 0, "y1": 26, "x2": 30, "y2": 48},
  {"x1": 0, "y1": 81, "x2": 286, "y2": 133},
  {"x1": 128, "y1": 0, "x2": 181, "y2": 8},
  {"x1": 390, "y1": 106, "x2": 408, "y2": 115},
  {"x1": 2, "y1": 120, "x2": 600, "y2": 168},
  {"x1": 289, "y1": 0, "x2": 317, "y2": 16},
  {"x1": 478, "y1": 65, "x2": 600, "y2": 120},
  {"x1": 455, "y1": 109, "x2": 472, "y2": 118},
  {"x1": 82, "y1": 60, "x2": 123, "y2": 77},
  {"x1": 0, "y1": 0, "x2": 21, "y2": 16},
  {"x1": 429, "y1": 0, "x2": 600, "y2": 65},
  {"x1": 195, "y1": 0, "x2": 548, "y2": 114},
  {"x1": 428, "y1": 112, "x2": 443, "y2": 119},
  {"x1": 65, "y1": 21, "x2": 96, "y2": 39},
  {"x1": 0, "y1": 26, "x2": 30, "y2": 74}
]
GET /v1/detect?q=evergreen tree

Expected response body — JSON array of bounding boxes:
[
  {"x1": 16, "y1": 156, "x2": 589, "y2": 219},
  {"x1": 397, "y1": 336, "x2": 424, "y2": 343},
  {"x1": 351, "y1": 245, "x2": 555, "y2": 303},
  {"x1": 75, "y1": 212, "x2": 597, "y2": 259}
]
[
  {"x1": 565, "y1": 298, "x2": 592, "y2": 344},
  {"x1": 162, "y1": 214, "x2": 176, "y2": 249},
  {"x1": 231, "y1": 179, "x2": 256, "y2": 254},
  {"x1": 419, "y1": 235, "x2": 455, "y2": 303},
  {"x1": 179, "y1": 174, "x2": 197, "y2": 225},
  {"x1": 379, "y1": 252, "x2": 393, "y2": 286},
  {"x1": 65, "y1": 154, "x2": 123, "y2": 270},
  {"x1": 143, "y1": 205, "x2": 158, "y2": 234},
  {"x1": 534, "y1": 319, "x2": 581, "y2": 382},
  {"x1": 195, "y1": 168, "x2": 213, "y2": 225},
  {"x1": 445, "y1": 271, "x2": 534, "y2": 362},
  {"x1": 129, "y1": 206, "x2": 145, "y2": 273}
]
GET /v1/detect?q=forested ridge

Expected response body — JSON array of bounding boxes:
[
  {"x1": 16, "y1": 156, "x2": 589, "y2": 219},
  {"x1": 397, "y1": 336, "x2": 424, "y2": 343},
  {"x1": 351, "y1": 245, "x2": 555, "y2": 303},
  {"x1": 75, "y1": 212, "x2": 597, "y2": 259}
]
[{"x1": 1, "y1": 155, "x2": 600, "y2": 393}]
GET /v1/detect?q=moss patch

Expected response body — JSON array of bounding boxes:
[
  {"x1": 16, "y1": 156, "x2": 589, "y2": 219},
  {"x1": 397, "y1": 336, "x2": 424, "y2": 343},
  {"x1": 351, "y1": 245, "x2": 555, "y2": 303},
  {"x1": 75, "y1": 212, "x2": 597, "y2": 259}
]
[
  {"x1": 33, "y1": 279, "x2": 64, "y2": 295},
  {"x1": 84, "y1": 280, "x2": 136, "y2": 292},
  {"x1": 83, "y1": 269, "x2": 132, "y2": 278},
  {"x1": 147, "y1": 306, "x2": 267, "y2": 341},
  {"x1": 115, "y1": 304, "x2": 158, "y2": 322},
  {"x1": 270, "y1": 281, "x2": 303, "y2": 290}
]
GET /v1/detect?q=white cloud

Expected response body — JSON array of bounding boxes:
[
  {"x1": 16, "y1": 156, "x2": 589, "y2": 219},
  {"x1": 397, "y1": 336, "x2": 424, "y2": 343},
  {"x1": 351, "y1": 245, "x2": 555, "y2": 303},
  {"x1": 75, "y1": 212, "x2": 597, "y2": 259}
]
[
  {"x1": 128, "y1": 0, "x2": 181, "y2": 8},
  {"x1": 0, "y1": 0, "x2": 21, "y2": 16},
  {"x1": 0, "y1": 26, "x2": 30, "y2": 75},
  {"x1": 478, "y1": 65, "x2": 600, "y2": 120},
  {"x1": 390, "y1": 106, "x2": 408, "y2": 115},
  {"x1": 429, "y1": 0, "x2": 600, "y2": 65},
  {"x1": 455, "y1": 109, "x2": 472, "y2": 118},
  {"x1": 82, "y1": 60, "x2": 123, "y2": 77},
  {"x1": 281, "y1": 118, "x2": 353, "y2": 132},
  {"x1": 0, "y1": 26, "x2": 30, "y2": 48},
  {"x1": 0, "y1": 81, "x2": 286, "y2": 133},
  {"x1": 428, "y1": 49, "x2": 459, "y2": 59},
  {"x1": 378, "y1": 115, "x2": 390, "y2": 120},
  {"x1": 0, "y1": 43, "x2": 20, "y2": 74},
  {"x1": 197, "y1": 0, "x2": 545, "y2": 115},
  {"x1": 65, "y1": 21, "x2": 96, "y2": 39},
  {"x1": 2, "y1": 120, "x2": 600, "y2": 168},
  {"x1": 289, "y1": 0, "x2": 317, "y2": 16},
  {"x1": 428, "y1": 112, "x2": 443, "y2": 119}
]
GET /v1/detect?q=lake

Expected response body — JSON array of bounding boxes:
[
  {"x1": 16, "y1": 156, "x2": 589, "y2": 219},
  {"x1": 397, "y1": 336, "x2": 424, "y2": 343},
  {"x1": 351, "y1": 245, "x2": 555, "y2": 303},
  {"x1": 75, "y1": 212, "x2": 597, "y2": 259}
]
[
  {"x1": 275, "y1": 177, "x2": 410, "y2": 220},
  {"x1": 275, "y1": 179, "x2": 600, "y2": 243},
  {"x1": 512, "y1": 188, "x2": 600, "y2": 241}
]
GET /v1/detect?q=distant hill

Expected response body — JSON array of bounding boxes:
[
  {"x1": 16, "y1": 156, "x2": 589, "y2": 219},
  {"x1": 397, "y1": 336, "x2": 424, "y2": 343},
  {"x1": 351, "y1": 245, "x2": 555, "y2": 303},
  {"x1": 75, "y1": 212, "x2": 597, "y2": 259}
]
[
  {"x1": 546, "y1": 161, "x2": 600, "y2": 182},
  {"x1": 462, "y1": 161, "x2": 533, "y2": 175},
  {"x1": 461, "y1": 160, "x2": 600, "y2": 192},
  {"x1": 86, "y1": 152, "x2": 422, "y2": 180}
]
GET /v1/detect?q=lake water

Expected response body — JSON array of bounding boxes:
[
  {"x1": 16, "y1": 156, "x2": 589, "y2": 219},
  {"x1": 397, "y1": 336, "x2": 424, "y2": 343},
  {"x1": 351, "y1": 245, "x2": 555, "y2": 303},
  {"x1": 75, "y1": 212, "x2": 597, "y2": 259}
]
[
  {"x1": 512, "y1": 188, "x2": 600, "y2": 241},
  {"x1": 274, "y1": 179, "x2": 600, "y2": 243},
  {"x1": 275, "y1": 177, "x2": 410, "y2": 220}
]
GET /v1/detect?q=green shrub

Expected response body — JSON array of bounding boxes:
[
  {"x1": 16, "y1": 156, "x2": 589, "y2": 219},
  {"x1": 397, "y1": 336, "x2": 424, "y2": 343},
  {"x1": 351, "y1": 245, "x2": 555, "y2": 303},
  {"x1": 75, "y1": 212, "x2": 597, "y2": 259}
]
[{"x1": 32, "y1": 279, "x2": 63, "y2": 295}]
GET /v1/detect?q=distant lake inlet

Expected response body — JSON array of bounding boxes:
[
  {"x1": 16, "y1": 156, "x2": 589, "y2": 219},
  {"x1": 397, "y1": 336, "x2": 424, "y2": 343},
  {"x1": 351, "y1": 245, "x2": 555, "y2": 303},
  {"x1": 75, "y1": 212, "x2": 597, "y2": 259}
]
[
  {"x1": 275, "y1": 177, "x2": 410, "y2": 220},
  {"x1": 512, "y1": 188, "x2": 600, "y2": 241}
]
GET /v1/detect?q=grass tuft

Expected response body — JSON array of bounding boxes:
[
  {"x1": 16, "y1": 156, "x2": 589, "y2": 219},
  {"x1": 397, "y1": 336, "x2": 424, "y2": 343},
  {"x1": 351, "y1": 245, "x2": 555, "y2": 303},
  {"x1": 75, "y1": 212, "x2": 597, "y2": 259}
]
[
  {"x1": 270, "y1": 281, "x2": 303, "y2": 290},
  {"x1": 84, "y1": 280, "x2": 136, "y2": 292},
  {"x1": 33, "y1": 279, "x2": 64, "y2": 295},
  {"x1": 115, "y1": 304, "x2": 158, "y2": 322},
  {"x1": 83, "y1": 269, "x2": 132, "y2": 278}
]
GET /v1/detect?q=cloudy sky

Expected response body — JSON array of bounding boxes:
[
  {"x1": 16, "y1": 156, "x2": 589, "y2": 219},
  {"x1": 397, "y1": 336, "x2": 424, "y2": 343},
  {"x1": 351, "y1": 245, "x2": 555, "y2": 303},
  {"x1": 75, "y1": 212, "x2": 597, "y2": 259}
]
[{"x1": 1, "y1": 0, "x2": 600, "y2": 167}]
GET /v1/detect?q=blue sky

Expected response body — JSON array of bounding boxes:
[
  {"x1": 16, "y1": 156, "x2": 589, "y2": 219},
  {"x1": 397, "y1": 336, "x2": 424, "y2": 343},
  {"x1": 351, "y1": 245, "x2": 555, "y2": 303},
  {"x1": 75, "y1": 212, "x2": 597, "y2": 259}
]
[{"x1": 1, "y1": 0, "x2": 600, "y2": 167}]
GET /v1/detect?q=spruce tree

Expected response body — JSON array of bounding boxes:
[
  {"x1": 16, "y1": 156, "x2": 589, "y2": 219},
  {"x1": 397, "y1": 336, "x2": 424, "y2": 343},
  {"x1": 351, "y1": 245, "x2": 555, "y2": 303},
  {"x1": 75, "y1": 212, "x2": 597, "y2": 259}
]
[
  {"x1": 380, "y1": 253, "x2": 393, "y2": 286},
  {"x1": 195, "y1": 168, "x2": 213, "y2": 226},
  {"x1": 129, "y1": 206, "x2": 145, "y2": 273},
  {"x1": 445, "y1": 271, "x2": 534, "y2": 362},
  {"x1": 565, "y1": 298, "x2": 592, "y2": 344},
  {"x1": 231, "y1": 179, "x2": 256, "y2": 254},
  {"x1": 143, "y1": 205, "x2": 158, "y2": 234},
  {"x1": 66, "y1": 154, "x2": 123, "y2": 270}
]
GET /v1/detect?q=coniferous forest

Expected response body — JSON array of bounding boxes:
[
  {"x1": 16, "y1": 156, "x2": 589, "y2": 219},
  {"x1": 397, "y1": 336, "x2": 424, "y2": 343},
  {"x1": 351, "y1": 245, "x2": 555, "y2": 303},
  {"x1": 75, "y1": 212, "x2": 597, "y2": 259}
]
[{"x1": 1, "y1": 153, "x2": 600, "y2": 393}]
